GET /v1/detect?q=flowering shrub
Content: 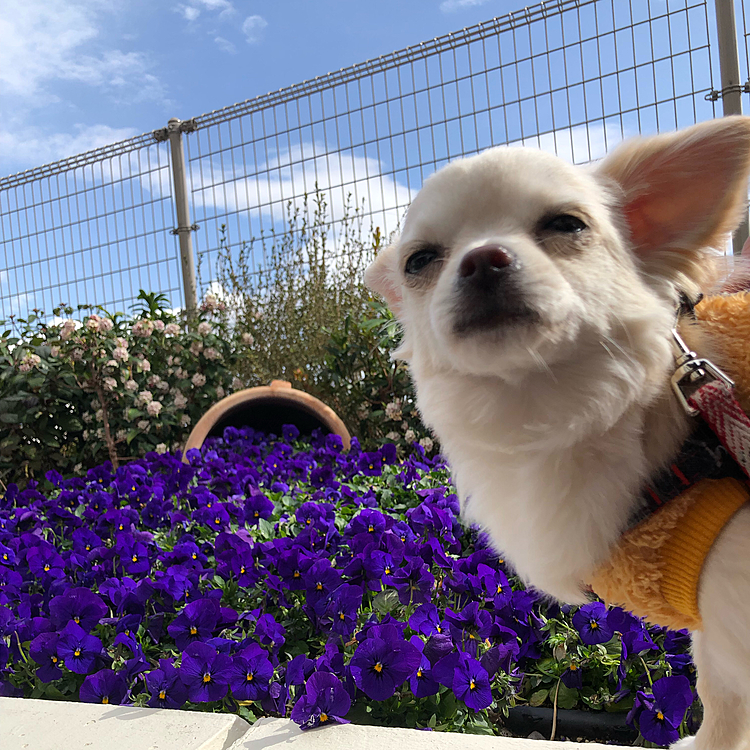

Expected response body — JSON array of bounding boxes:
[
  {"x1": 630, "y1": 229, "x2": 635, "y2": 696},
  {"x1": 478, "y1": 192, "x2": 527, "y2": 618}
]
[
  {"x1": 311, "y1": 299, "x2": 434, "y2": 454},
  {"x1": 0, "y1": 292, "x2": 245, "y2": 485},
  {"x1": 0, "y1": 428, "x2": 698, "y2": 745}
]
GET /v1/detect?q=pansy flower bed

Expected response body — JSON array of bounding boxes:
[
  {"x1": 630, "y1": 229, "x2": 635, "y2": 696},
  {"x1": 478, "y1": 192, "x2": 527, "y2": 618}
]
[{"x1": 0, "y1": 427, "x2": 699, "y2": 746}]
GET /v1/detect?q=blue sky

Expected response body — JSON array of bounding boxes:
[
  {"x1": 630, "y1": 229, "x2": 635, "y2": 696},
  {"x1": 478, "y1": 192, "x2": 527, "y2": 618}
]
[
  {"x1": 0, "y1": 0, "x2": 537, "y2": 176},
  {"x1": 0, "y1": 0, "x2": 742, "y2": 317}
]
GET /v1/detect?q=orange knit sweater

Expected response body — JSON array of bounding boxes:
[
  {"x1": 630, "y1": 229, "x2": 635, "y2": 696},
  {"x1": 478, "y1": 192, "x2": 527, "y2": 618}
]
[{"x1": 589, "y1": 293, "x2": 750, "y2": 631}]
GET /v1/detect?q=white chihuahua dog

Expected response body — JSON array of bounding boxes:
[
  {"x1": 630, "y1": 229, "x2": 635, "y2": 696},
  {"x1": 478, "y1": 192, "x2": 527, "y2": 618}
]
[{"x1": 366, "y1": 116, "x2": 750, "y2": 749}]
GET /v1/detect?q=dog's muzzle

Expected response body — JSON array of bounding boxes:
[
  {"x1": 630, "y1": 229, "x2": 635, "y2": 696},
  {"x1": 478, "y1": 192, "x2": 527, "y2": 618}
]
[{"x1": 452, "y1": 244, "x2": 535, "y2": 334}]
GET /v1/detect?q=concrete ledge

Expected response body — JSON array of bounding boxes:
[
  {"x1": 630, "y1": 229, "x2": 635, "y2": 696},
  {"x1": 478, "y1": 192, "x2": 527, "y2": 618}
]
[
  {"x1": 234, "y1": 717, "x2": 614, "y2": 749},
  {"x1": 1, "y1": 698, "x2": 616, "y2": 749},
  {"x1": 1, "y1": 697, "x2": 250, "y2": 750}
]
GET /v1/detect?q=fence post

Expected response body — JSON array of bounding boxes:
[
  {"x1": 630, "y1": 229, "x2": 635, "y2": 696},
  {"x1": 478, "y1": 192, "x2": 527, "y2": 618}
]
[
  {"x1": 714, "y1": 0, "x2": 748, "y2": 254},
  {"x1": 167, "y1": 118, "x2": 199, "y2": 313}
]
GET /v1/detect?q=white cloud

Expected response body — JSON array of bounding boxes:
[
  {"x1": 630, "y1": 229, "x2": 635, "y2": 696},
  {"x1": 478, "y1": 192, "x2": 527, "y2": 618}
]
[
  {"x1": 0, "y1": 124, "x2": 141, "y2": 171},
  {"x1": 242, "y1": 15, "x2": 268, "y2": 44},
  {"x1": 187, "y1": 142, "x2": 411, "y2": 244},
  {"x1": 177, "y1": 0, "x2": 234, "y2": 23},
  {"x1": 214, "y1": 36, "x2": 236, "y2": 54},
  {"x1": 515, "y1": 122, "x2": 626, "y2": 165},
  {"x1": 440, "y1": 0, "x2": 490, "y2": 12},
  {"x1": 181, "y1": 6, "x2": 201, "y2": 21},
  {"x1": 0, "y1": 0, "x2": 165, "y2": 104}
]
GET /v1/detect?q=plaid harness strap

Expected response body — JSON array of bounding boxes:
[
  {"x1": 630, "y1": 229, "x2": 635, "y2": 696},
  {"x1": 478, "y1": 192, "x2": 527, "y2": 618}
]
[{"x1": 689, "y1": 380, "x2": 750, "y2": 480}]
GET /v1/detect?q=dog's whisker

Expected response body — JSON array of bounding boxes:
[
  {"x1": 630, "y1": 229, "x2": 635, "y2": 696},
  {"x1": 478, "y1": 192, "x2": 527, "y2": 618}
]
[{"x1": 526, "y1": 347, "x2": 557, "y2": 382}]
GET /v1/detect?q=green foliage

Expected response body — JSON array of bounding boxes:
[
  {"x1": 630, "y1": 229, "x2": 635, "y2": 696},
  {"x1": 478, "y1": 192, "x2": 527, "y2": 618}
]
[
  {"x1": 216, "y1": 188, "x2": 435, "y2": 453},
  {"x1": 0, "y1": 292, "x2": 247, "y2": 486},
  {"x1": 217, "y1": 189, "x2": 375, "y2": 388}
]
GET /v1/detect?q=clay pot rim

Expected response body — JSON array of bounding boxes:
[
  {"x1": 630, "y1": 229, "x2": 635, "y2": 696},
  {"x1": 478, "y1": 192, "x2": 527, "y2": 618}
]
[{"x1": 183, "y1": 381, "x2": 351, "y2": 459}]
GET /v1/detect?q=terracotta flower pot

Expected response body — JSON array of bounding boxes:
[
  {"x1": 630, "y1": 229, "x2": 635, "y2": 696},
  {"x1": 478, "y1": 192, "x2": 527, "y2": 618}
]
[{"x1": 183, "y1": 380, "x2": 351, "y2": 458}]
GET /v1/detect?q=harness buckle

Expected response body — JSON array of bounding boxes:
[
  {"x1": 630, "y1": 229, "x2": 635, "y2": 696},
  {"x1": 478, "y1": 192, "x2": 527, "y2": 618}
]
[{"x1": 670, "y1": 328, "x2": 735, "y2": 417}]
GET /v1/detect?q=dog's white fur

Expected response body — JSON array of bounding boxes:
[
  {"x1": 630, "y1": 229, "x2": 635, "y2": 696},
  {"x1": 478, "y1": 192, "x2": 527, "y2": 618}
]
[{"x1": 366, "y1": 117, "x2": 750, "y2": 749}]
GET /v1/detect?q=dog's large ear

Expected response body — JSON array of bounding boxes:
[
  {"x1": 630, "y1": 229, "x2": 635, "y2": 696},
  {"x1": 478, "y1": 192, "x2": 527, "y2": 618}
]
[
  {"x1": 365, "y1": 244, "x2": 403, "y2": 316},
  {"x1": 596, "y1": 116, "x2": 750, "y2": 283}
]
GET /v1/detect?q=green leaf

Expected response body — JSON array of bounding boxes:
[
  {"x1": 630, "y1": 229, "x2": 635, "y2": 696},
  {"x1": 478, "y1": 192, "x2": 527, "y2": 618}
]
[
  {"x1": 529, "y1": 689, "x2": 549, "y2": 707},
  {"x1": 556, "y1": 683, "x2": 580, "y2": 710},
  {"x1": 372, "y1": 589, "x2": 400, "y2": 615},
  {"x1": 257, "y1": 517, "x2": 275, "y2": 538},
  {"x1": 464, "y1": 716, "x2": 495, "y2": 735},
  {"x1": 0, "y1": 413, "x2": 21, "y2": 424}
]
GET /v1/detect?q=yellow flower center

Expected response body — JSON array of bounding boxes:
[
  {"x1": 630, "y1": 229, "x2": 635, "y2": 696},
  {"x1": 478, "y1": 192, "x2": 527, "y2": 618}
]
[
  {"x1": 656, "y1": 711, "x2": 664, "y2": 721},
  {"x1": 86, "y1": 545, "x2": 91, "y2": 551},
  {"x1": 570, "y1": 664, "x2": 578, "y2": 671},
  {"x1": 294, "y1": 571, "x2": 300, "y2": 578},
  {"x1": 214, "y1": 518, "x2": 221, "y2": 525},
  {"x1": 192, "y1": 553, "x2": 197, "y2": 559},
  {"x1": 316, "y1": 583, "x2": 323, "y2": 591},
  {"x1": 102, "y1": 696, "x2": 109, "y2": 704},
  {"x1": 590, "y1": 621, "x2": 599, "y2": 630},
  {"x1": 254, "y1": 511, "x2": 259, "y2": 517},
  {"x1": 339, "y1": 613, "x2": 345, "y2": 620},
  {"x1": 74, "y1": 649, "x2": 81, "y2": 657},
  {"x1": 203, "y1": 673, "x2": 211, "y2": 683},
  {"x1": 132, "y1": 555, "x2": 138, "y2": 563},
  {"x1": 320, "y1": 713, "x2": 328, "y2": 723},
  {"x1": 44, "y1": 564, "x2": 51, "y2": 571},
  {"x1": 374, "y1": 662, "x2": 383, "y2": 673},
  {"x1": 368, "y1": 525, "x2": 374, "y2": 532},
  {"x1": 496, "y1": 585, "x2": 503, "y2": 594},
  {"x1": 468, "y1": 633, "x2": 476, "y2": 639},
  {"x1": 416, "y1": 669, "x2": 422, "y2": 678},
  {"x1": 74, "y1": 616, "x2": 80, "y2": 623},
  {"x1": 159, "y1": 690, "x2": 166, "y2": 700},
  {"x1": 131, "y1": 486, "x2": 136, "y2": 491},
  {"x1": 190, "y1": 627, "x2": 198, "y2": 635},
  {"x1": 306, "y1": 519, "x2": 311, "y2": 525},
  {"x1": 246, "y1": 673, "x2": 254, "y2": 681},
  {"x1": 369, "y1": 464, "x2": 374, "y2": 470},
  {"x1": 469, "y1": 680, "x2": 476, "y2": 690},
  {"x1": 51, "y1": 656, "x2": 58, "y2": 663}
]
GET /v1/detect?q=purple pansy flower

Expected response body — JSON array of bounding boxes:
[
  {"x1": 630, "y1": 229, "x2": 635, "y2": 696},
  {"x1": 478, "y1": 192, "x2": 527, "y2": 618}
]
[
  {"x1": 349, "y1": 625, "x2": 421, "y2": 700},
  {"x1": 167, "y1": 598, "x2": 219, "y2": 650},
  {"x1": 56, "y1": 621, "x2": 104, "y2": 675},
  {"x1": 228, "y1": 645, "x2": 274, "y2": 701},
  {"x1": 79, "y1": 669, "x2": 128, "y2": 705},
  {"x1": 179, "y1": 641, "x2": 233, "y2": 703},
  {"x1": 452, "y1": 652, "x2": 493, "y2": 711},
  {"x1": 146, "y1": 660, "x2": 188, "y2": 709},
  {"x1": 630, "y1": 675, "x2": 694, "y2": 746},
  {"x1": 49, "y1": 588, "x2": 107, "y2": 632},
  {"x1": 291, "y1": 671, "x2": 351, "y2": 729},
  {"x1": 572, "y1": 602, "x2": 613, "y2": 645}
]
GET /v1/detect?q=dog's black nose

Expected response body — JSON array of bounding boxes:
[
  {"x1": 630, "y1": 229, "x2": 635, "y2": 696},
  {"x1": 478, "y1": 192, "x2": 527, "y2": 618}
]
[{"x1": 458, "y1": 245, "x2": 514, "y2": 280}]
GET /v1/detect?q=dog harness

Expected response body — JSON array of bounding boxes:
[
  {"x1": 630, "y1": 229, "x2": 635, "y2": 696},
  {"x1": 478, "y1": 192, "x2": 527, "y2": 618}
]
[{"x1": 589, "y1": 293, "x2": 750, "y2": 631}]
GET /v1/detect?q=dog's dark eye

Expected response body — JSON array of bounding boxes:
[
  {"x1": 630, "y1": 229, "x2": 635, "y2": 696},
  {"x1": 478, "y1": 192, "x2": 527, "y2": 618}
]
[
  {"x1": 544, "y1": 214, "x2": 587, "y2": 233},
  {"x1": 405, "y1": 246, "x2": 441, "y2": 275}
]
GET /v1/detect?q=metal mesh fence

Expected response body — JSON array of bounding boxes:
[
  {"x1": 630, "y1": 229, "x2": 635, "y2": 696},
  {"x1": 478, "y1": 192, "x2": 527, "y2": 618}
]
[
  {"x1": 0, "y1": 0, "x2": 735, "y2": 318},
  {"x1": 0, "y1": 137, "x2": 180, "y2": 319},
  {"x1": 186, "y1": 0, "x2": 719, "y2": 297}
]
